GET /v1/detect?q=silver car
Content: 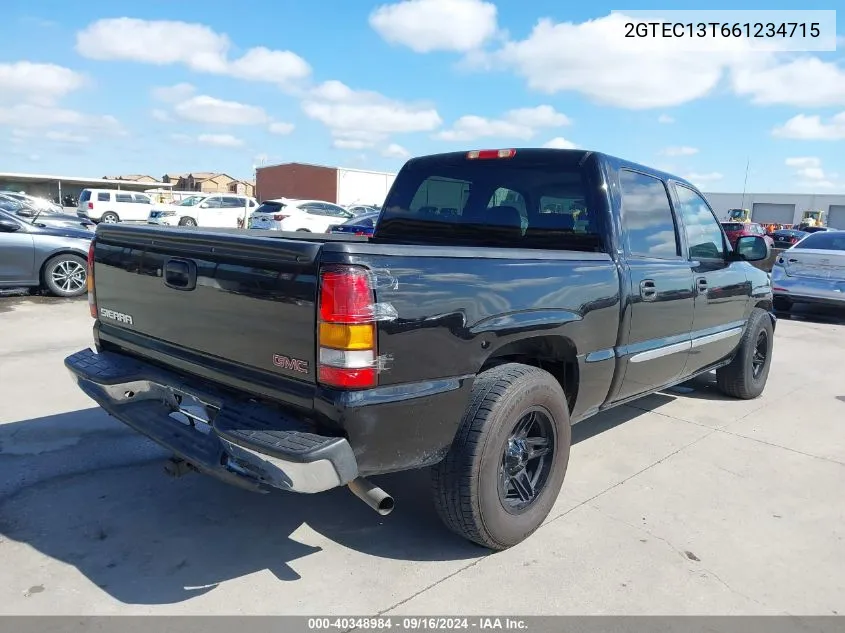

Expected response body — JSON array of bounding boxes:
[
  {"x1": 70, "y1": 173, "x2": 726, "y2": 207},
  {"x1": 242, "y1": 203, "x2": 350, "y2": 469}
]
[
  {"x1": 771, "y1": 229, "x2": 845, "y2": 313},
  {"x1": 0, "y1": 194, "x2": 95, "y2": 232},
  {"x1": 0, "y1": 209, "x2": 92, "y2": 297}
]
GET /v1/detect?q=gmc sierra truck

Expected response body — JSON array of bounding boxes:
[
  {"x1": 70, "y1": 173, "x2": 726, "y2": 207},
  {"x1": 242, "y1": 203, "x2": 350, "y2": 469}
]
[{"x1": 65, "y1": 149, "x2": 775, "y2": 551}]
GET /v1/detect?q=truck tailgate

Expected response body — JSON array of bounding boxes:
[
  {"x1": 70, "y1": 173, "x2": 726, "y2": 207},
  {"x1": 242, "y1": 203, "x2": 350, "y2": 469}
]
[{"x1": 92, "y1": 225, "x2": 322, "y2": 388}]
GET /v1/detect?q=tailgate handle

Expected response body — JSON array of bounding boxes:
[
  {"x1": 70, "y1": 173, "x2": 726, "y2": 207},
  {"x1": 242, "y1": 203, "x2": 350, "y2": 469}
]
[{"x1": 164, "y1": 258, "x2": 197, "y2": 291}]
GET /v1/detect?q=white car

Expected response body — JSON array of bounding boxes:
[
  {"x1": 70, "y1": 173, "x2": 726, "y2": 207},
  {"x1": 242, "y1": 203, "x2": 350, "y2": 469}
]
[
  {"x1": 77, "y1": 189, "x2": 153, "y2": 223},
  {"x1": 248, "y1": 199, "x2": 353, "y2": 233},
  {"x1": 147, "y1": 193, "x2": 257, "y2": 228}
]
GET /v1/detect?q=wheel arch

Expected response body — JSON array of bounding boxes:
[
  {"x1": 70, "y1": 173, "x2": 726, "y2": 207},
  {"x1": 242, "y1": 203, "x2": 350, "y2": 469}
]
[
  {"x1": 478, "y1": 334, "x2": 580, "y2": 414},
  {"x1": 38, "y1": 248, "x2": 89, "y2": 287}
]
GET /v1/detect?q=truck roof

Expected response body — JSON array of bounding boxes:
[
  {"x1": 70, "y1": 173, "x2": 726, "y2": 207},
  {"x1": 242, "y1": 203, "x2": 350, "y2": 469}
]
[{"x1": 402, "y1": 148, "x2": 700, "y2": 193}]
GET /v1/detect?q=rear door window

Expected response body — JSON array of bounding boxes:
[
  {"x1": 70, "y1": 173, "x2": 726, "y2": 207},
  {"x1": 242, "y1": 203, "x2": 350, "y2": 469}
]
[
  {"x1": 133, "y1": 194, "x2": 151, "y2": 204},
  {"x1": 619, "y1": 170, "x2": 680, "y2": 259},
  {"x1": 378, "y1": 152, "x2": 605, "y2": 251},
  {"x1": 115, "y1": 193, "x2": 133, "y2": 203}
]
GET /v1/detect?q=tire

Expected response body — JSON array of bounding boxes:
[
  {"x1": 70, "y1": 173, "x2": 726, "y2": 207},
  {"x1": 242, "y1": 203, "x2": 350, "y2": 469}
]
[
  {"x1": 716, "y1": 308, "x2": 774, "y2": 400},
  {"x1": 178, "y1": 217, "x2": 197, "y2": 227},
  {"x1": 431, "y1": 363, "x2": 572, "y2": 551},
  {"x1": 296, "y1": 228, "x2": 310, "y2": 232},
  {"x1": 100, "y1": 212, "x2": 119, "y2": 224},
  {"x1": 773, "y1": 296, "x2": 792, "y2": 314},
  {"x1": 42, "y1": 254, "x2": 88, "y2": 297}
]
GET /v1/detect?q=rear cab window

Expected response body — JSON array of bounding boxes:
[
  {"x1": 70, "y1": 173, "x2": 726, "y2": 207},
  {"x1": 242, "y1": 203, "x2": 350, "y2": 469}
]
[
  {"x1": 375, "y1": 150, "x2": 607, "y2": 251},
  {"x1": 794, "y1": 232, "x2": 845, "y2": 250}
]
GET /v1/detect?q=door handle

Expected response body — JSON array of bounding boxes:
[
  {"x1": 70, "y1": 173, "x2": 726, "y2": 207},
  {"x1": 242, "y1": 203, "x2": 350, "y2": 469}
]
[
  {"x1": 696, "y1": 277, "x2": 708, "y2": 294},
  {"x1": 639, "y1": 279, "x2": 657, "y2": 302}
]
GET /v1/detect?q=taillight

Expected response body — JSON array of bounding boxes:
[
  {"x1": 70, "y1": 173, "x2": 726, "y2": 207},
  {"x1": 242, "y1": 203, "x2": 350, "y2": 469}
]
[
  {"x1": 467, "y1": 149, "x2": 516, "y2": 160},
  {"x1": 273, "y1": 214, "x2": 288, "y2": 221},
  {"x1": 87, "y1": 239, "x2": 97, "y2": 318},
  {"x1": 88, "y1": 202, "x2": 94, "y2": 210},
  {"x1": 317, "y1": 265, "x2": 377, "y2": 389}
]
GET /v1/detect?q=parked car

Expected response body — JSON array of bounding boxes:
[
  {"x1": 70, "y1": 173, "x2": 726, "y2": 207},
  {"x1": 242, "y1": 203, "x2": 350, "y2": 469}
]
[
  {"x1": 248, "y1": 198, "x2": 353, "y2": 232},
  {"x1": 77, "y1": 189, "x2": 154, "y2": 224},
  {"x1": 0, "y1": 194, "x2": 95, "y2": 231},
  {"x1": 1, "y1": 191, "x2": 64, "y2": 214},
  {"x1": 65, "y1": 148, "x2": 773, "y2": 551},
  {"x1": 327, "y1": 211, "x2": 380, "y2": 237},
  {"x1": 771, "y1": 229, "x2": 845, "y2": 313},
  {"x1": 0, "y1": 208, "x2": 92, "y2": 297},
  {"x1": 147, "y1": 193, "x2": 257, "y2": 228},
  {"x1": 799, "y1": 225, "x2": 833, "y2": 234},
  {"x1": 720, "y1": 221, "x2": 774, "y2": 249},
  {"x1": 770, "y1": 228, "x2": 808, "y2": 249},
  {"x1": 345, "y1": 205, "x2": 380, "y2": 217}
]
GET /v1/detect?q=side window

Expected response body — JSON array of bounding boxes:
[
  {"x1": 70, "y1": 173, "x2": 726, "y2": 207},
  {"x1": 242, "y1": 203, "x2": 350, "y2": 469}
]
[
  {"x1": 304, "y1": 204, "x2": 327, "y2": 215},
  {"x1": 619, "y1": 170, "x2": 680, "y2": 259},
  {"x1": 674, "y1": 184, "x2": 726, "y2": 260},
  {"x1": 219, "y1": 197, "x2": 241, "y2": 208},
  {"x1": 249, "y1": 199, "x2": 256, "y2": 207},
  {"x1": 133, "y1": 194, "x2": 151, "y2": 204},
  {"x1": 115, "y1": 193, "x2": 133, "y2": 203},
  {"x1": 203, "y1": 197, "x2": 222, "y2": 208},
  {"x1": 324, "y1": 203, "x2": 349, "y2": 217},
  {"x1": 79, "y1": 190, "x2": 91, "y2": 203},
  {"x1": 97, "y1": 192, "x2": 110, "y2": 202}
]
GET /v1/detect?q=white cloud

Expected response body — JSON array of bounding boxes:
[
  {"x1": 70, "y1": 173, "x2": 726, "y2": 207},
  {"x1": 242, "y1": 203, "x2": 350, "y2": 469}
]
[
  {"x1": 542, "y1": 137, "x2": 578, "y2": 149},
  {"x1": 785, "y1": 156, "x2": 835, "y2": 186},
  {"x1": 268, "y1": 121, "x2": 295, "y2": 135},
  {"x1": 435, "y1": 105, "x2": 569, "y2": 141},
  {"x1": 370, "y1": 0, "x2": 498, "y2": 53},
  {"x1": 76, "y1": 18, "x2": 311, "y2": 87},
  {"x1": 685, "y1": 172, "x2": 724, "y2": 184},
  {"x1": 0, "y1": 104, "x2": 124, "y2": 134},
  {"x1": 197, "y1": 133, "x2": 244, "y2": 148},
  {"x1": 173, "y1": 95, "x2": 269, "y2": 125},
  {"x1": 382, "y1": 143, "x2": 410, "y2": 158},
  {"x1": 151, "y1": 109, "x2": 172, "y2": 122},
  {"x1": 302, "y1": 80, "x2": 441, "y2": 148},
  {"x1": 732, "y1": 57, "x2": 845, "y2": 107},
  {"x1": 470, "y1": 13, "x2": 768, "y2": 109},
  {"x1": 152, "y1": 83, "x2": 196, "y2": 103},
  {"x1": 772, "y1": 112, "x2": 845, "y2": 140},
  {"x1": 0, "y1": 61, "x2": 85, "y2": 105},
  {"x1": 784, "y1": 157, "x2": 820, "y2": 168},
  {"x1": 658, "y1": 114, "x2": 675, "y2": 124},
  {"x1": 44, "y1": 130, "x2": 90, "y2": 143},
  {"x1": 660, "y1": 146, "x2": 699, "y2": 156}
]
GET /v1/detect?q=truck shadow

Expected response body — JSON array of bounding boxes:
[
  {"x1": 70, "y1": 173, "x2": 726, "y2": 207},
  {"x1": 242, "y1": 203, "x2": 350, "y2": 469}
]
[{"x1": 0, "y1": 397, "x2": 675, "y2": 607}]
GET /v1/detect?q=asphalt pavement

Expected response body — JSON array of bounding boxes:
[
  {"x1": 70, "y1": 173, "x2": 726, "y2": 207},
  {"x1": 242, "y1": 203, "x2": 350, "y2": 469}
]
[{"x1": 1, "y1": 296, "x2": 843, "y2": 615}]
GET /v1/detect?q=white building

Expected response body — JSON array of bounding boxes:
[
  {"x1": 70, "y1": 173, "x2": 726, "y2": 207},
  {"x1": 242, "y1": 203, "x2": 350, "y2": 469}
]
[{"x1": 702, "y1": 191, "x2": 845, "y2": 228}]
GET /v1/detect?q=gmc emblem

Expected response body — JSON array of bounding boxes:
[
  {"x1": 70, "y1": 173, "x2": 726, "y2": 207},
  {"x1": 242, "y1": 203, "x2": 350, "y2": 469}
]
[{"x1": 273, "y1": 354, "x2": 309, "y2": 374}]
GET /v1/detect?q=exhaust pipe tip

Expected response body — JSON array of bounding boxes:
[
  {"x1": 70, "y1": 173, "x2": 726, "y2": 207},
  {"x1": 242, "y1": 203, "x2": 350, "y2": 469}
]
[{"x1": 347, "y1": 477, "x2": 395, "y2": 516}]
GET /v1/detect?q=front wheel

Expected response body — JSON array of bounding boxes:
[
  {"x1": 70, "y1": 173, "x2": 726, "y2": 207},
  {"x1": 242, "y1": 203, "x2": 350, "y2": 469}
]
[
  {"x1": 716, "y1": 308, "x2": 774, "y2": 400},
  {"x1": 43, "y1": 254, "x2": 88, "y2": 297},
  {"x1": 431, "y1": 363, "x2": 571, "y2": 551}
]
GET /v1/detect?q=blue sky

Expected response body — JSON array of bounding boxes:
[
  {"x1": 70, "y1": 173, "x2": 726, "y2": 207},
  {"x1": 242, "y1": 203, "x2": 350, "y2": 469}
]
[{"x1": 1, "y1": 0, "x2": 843, "y2": 192}]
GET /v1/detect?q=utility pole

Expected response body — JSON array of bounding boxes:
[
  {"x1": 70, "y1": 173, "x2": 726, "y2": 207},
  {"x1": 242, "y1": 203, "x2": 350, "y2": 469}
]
[{"x1": 740, "y1": 157, "x2": 750, "y2": 210}]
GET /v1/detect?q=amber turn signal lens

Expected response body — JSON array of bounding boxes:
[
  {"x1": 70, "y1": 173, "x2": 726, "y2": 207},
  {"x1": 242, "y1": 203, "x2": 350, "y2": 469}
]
[{"x1": 318, "y1": 322, "x2": 374, "y2": 350}]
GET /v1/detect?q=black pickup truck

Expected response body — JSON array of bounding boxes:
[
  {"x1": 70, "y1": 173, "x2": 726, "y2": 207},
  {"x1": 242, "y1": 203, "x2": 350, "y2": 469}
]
[{"x1": 65, "y1": 149, "x2": 775, "y2": 551}]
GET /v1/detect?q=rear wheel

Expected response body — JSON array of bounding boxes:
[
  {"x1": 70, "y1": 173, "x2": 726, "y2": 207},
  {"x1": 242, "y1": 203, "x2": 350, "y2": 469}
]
[
  {"x1": 296, "y1": 228, "x2": 310, "y2": 232},
  {"x1": 716, "y1": 308, "x2": 774, "y2": 400},
  {"x1": 100, "y1": 212, "x2": 119, "y2": 224},
  {"x1": 178, "y1": 217, "x2": 197, "y2": 227},
  {"x1": 431, "y1": 363, "x2": 571, "y2": 551},
  {"x1": 42, "y1": 254, "x2": 87, "y2": 297}
]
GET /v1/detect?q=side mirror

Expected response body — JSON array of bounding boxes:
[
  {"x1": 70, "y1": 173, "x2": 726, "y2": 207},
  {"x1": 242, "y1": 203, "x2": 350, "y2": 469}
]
[
  {"x1": 0, "y1": 219, "x2": 21, "y2": 232},
  {"x1": 735, "y1": 235, "x2": 769, "y2": 262},
  {"x1": 199, "y1": 202, "x2": 209, "y2": 209}
]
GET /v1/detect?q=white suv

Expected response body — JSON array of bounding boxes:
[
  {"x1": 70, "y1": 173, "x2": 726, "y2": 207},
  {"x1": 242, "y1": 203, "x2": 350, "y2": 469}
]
[
  {"x1": 77, "y1": 189, "x2": 153, "y2": 223},
  {"x1": 248, "y1": 199, "x2": 353, "y2": 232},
  {"x1": 147, "y1": 193, "x2": 257, "y2": 228}
]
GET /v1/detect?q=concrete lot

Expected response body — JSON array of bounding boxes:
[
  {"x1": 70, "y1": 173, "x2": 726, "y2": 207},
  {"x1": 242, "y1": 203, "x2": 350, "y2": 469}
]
[{"x1": 1, "y1": 295, "x2": 843, "y2": 615}]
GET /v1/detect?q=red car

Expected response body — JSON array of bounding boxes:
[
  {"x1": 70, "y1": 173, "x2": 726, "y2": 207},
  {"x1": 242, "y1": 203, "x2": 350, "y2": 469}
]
[{"x1": 721, "y1": 222, "x2": 774, "y2": 249}]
